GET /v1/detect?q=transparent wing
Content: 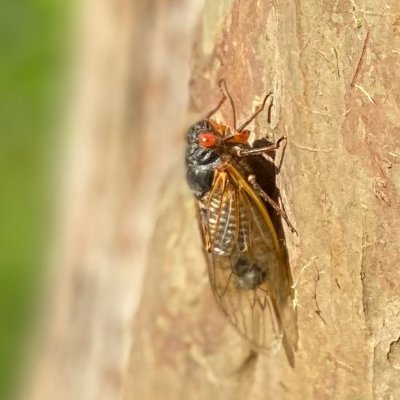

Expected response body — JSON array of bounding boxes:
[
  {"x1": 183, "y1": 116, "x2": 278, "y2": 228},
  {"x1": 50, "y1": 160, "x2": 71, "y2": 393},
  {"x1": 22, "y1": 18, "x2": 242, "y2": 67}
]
[{"x1": 201, "y1": 166, "x2": 298, "y2": 361}]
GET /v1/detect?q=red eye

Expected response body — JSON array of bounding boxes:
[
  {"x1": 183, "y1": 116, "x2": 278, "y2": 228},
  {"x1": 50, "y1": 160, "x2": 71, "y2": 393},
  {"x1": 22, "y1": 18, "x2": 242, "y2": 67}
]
[{"x1": 198, "y1": 132, "x2": 219, "y2": 148}]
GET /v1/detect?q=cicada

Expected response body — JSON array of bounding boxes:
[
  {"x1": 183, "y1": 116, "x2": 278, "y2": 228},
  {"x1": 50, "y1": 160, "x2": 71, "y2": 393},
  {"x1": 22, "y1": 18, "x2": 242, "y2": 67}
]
[{"x1": 185, "y1": 80, "x2": 298, "y2": 364}]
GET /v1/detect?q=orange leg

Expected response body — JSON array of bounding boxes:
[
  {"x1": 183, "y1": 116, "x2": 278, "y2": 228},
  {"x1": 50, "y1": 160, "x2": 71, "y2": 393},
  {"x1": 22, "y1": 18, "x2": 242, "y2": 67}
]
[
  {"x1": 238, "y1": 91, "x2": 273, "y2": 132},
  {"x1": 205, "y1": 93, "x2": 226, "y2": 119},
  {"x1": 206, "y1": 79, "x2": 239, "y2": 130}
]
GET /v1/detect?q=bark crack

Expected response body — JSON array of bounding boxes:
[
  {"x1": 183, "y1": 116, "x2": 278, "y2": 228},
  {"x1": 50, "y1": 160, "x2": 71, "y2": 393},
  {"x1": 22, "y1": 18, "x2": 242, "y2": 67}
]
[
  {"x1": 312, "y1": 266, "x2": 327, "y2": 326},
  {"x1": 350, "y1": 30, "x2": 370, "y2": 87},
  {"x1": 387, "y1": 337, "x2": 400, "y2": 370},
  {"x1": 360, "y1": 220, "x2": 371, "y2": 328}
]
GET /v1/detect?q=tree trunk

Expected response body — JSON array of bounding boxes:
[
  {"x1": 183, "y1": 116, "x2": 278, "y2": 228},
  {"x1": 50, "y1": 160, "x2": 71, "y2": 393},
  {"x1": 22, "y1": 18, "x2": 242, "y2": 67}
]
[
  {"x1": 125, "y1": 1, "x2": 400, "y2": 400},
  {"x1": 27, "y1": 0, "x2": 400, "y2": 400},
  {"x1": 27, "y1": 1, "x2": 203, "y2": 399}
]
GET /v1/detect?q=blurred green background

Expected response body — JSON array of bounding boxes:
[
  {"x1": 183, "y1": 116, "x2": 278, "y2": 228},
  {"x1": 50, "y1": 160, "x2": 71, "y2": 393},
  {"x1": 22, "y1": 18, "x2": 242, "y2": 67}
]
[{"x1": 0, "y1": 1, "x2": 72, "y2": 398}]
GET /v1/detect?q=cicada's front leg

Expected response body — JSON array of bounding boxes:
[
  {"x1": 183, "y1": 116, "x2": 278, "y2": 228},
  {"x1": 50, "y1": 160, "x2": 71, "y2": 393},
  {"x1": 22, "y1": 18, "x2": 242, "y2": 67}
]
[{"x1": 237, "y1": 91, "x2": 273, "y2": 132}]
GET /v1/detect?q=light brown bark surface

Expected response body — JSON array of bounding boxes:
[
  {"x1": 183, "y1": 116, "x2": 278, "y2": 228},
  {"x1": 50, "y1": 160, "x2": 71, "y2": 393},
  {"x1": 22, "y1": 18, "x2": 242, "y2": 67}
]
[
  {"x1": 126, "y1": 1, "x2": 400, "y2": 400},
  {"x1": 27, "y1": 0, "x2": 400, "y2": 400},
  {"x1": 27, "y1": 0, "x2": 202, "y2": 399}
]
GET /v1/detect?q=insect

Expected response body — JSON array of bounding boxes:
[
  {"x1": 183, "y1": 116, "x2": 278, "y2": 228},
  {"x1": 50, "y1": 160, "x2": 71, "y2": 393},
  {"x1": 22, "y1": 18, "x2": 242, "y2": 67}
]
[{"x1": 185, "y1": 80, "x2": 298, "y2": 364}]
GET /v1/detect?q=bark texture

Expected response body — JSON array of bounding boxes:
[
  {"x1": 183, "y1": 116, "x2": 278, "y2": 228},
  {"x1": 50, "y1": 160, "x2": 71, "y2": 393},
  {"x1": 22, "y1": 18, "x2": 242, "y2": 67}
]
[
  {"x1": 26, "y1": 0, "x2": 400, "y2": 400},
  {"x1": 126, "y1": 1, "x2": 400, "y2": 400},
  {"x1": 27, "y1": 0, "x2": 203, "y2": 399}
]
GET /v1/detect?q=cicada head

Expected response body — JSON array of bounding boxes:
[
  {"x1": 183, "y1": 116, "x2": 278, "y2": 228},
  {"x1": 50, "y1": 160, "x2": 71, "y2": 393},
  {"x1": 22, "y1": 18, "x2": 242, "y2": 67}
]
[
  {"x1": 185, "y1": 120, "x2": 222, "y2": 198},
  {"x1": 185, "y1": 119, "x2": 251, "y2": 198}
]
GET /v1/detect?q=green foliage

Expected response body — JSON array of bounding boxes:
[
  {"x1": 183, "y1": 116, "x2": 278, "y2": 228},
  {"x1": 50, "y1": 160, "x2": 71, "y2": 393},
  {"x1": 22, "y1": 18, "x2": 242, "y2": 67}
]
[{"x1": 0, "y1": 1, "x2": 71, "y2": 398}]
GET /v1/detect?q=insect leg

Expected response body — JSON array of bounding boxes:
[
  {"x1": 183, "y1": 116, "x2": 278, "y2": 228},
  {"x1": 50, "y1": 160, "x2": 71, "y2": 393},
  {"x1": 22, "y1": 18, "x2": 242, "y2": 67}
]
[
  {"x1": 235, "y1": 137, "x2": 287, "y2": 173},
  {"x1": 218, "y1": 79, "x2": 238, "y2": 130},
  {"x1": 274, "y1": 136, "x2": 288, "y2": 173},
  {"x1": 247, "y1": 175, "x2": 297, "y2": 234},
  {"x1": 205, "y1": 93, "x2": 226, "y2": 119},
  {"x1": 238, "y1": 91, "x2": 273, "y2": 132},
  {"x1": 236, "y1": 136, "x2": 286, "y2": 157}
]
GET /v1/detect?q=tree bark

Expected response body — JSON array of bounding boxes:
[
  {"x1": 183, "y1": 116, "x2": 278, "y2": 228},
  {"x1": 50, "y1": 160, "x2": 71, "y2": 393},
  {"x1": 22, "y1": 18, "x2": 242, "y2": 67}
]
[
  {"x1": 26, "y1": 0, "x2": 400, "y2": 400},
  {"x1": 125, "y1": 1, "x2": 400, "y2": 400},
  {"x1": 27, "y1": 1, "x2": 203, "y2": 399}
]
